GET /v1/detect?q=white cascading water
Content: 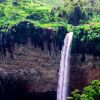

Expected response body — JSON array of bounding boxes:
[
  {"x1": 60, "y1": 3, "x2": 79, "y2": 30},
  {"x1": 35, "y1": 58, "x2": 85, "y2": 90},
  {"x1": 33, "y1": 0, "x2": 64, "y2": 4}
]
[{"x1": 57, "y1": 32, "x2": 73, "y2": 100}]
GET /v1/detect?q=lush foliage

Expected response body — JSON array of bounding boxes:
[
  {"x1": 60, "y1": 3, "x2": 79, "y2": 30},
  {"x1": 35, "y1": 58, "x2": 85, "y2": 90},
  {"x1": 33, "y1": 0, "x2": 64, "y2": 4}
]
[
  {"x1": 57, "y1": 0, "x2": 100, "y2": 25},
  {"x1": 72, "y1": 23, "x2": 100, "y2": 54},
  {"x1": 74, "y1": 22, "x2": 100, "y2": 41},
  {"x1": 0, "y1": 0, "x2": 67, "y2": 29},
  {"x1": 0, "y1": 0, "x2": 100, "y2": 28},
  {"x1": 68, "y1": 80, "x2": 100, "y2": 100},
  {"x1": 0, "y1": 0, "x2": 100, "y2": 41}
]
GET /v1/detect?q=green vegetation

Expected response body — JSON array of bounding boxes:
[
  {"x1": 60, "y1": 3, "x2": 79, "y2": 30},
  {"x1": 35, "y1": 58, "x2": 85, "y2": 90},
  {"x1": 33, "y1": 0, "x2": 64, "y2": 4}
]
[
  {"x1": 74, "y1": 22, "x2": 100, "y2": 41},
  {"x1": 0, "y1": 0, "x2": 67, "y2": 29},
  {"x1": 0, "y1": 0, "x2": 100, "y2": 28},
  {"x1": 0, "y1": 0, "x2": 100, "y2": 39},
  {"x1": 68, "y1": 80, "x2": 100, "y2": 100},
  {"x1": 60, "y1": 0, "x2": 100, "y2": 24},
  {"x1": 0, "y1": 0, "x2": 99, "y2": 56}
]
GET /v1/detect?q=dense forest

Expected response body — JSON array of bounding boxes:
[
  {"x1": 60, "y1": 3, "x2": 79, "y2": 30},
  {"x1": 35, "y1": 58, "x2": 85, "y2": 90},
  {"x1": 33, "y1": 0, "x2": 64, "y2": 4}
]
[{"x1": 0, "y1": 0, "x2": 100, "y2": 100}]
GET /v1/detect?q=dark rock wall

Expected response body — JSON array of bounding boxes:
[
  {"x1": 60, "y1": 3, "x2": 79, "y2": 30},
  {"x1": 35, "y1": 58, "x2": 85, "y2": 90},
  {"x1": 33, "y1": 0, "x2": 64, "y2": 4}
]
[
  {"x1": 86, "y1": 67, "x2": 100, "y2": 83},
  {"x1": 69, "y1": 67, "x2": 87, "y2": 91},
  {"x1": 0, "y1": 21, "x2": 67, "y2": 58},
  {"x1": 70, "y1": 55, "x2": 100, "y2": 91}
]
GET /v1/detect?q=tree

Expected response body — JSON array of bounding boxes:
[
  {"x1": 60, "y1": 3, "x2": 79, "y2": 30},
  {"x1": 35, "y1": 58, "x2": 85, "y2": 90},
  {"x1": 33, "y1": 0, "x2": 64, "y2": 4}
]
[
  {"x1": 61, "y1": 0, "x2": 100, "y2": 24},
  {"x1": 69, "y1": 80, "x2": 100, "y2": 100},
  {"x1": 68, "y1": 6, "x2": 83, "y2": 25}
]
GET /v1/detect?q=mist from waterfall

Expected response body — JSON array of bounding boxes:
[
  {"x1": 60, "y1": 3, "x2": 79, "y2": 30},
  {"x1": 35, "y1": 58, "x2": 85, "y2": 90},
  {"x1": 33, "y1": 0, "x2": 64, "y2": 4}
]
[{"x1": 57, "y1": 32, "x2": 73, "y2": 100}]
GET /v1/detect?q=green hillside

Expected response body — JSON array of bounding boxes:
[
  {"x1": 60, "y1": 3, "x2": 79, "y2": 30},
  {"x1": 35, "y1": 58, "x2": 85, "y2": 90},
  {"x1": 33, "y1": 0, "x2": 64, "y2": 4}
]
[
  {"x1": 0, "y1": 0, "x2": 67, "y2": 29},
  {"x1": 0, "y1": 0, "x2": 100, "y2": 31}
]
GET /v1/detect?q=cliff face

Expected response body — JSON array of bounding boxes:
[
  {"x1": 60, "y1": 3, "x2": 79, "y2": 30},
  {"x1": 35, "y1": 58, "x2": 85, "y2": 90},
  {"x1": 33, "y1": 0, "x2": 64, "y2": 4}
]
[
  {"x1": 0, "y1": 44, "x2": 60, "y2": 93},
  {"x1": 70, "y1": 55, "x2": 100, "y2": 91},
  {"x1": 0, "y1": 44, "x2": 60, "y2": 100},
  {"x1": 0, "y1": 43, "x2": 100, "y2": 99}
]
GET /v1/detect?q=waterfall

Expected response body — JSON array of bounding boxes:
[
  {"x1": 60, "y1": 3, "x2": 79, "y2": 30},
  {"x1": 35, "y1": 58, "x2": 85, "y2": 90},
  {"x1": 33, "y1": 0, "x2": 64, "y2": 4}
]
[{"x1": 57, "y1": 32, "x2": 73, "y2": 100}]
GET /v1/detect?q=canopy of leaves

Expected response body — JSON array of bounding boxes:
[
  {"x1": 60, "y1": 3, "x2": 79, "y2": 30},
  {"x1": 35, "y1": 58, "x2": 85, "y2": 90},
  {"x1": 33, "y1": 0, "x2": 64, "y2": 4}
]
[
  {"x1": 74, "y1": 22, "x2": 100, "y2": 41},
  {"x1": 68, "y1": 80, "x2": 100, "y2": 100},
  {"x1": 0, "y1": 0, "x2": 67, "y2": 29},
  {"x1": 0, "y1": 0, "x2": 100, "y2": 37}
]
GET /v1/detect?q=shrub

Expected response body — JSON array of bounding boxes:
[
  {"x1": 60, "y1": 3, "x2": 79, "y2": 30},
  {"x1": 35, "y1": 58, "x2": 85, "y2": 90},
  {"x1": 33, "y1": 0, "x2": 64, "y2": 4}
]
[{"x1": 69, "y1": 80, "x2": 100, "y2": 100}]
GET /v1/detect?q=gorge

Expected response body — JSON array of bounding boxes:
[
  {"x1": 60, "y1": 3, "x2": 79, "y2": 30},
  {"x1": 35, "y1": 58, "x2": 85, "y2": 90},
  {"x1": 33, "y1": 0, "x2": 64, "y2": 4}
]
[{"x1": 0, "y1": 0, "x2": 100, "y2": 99}]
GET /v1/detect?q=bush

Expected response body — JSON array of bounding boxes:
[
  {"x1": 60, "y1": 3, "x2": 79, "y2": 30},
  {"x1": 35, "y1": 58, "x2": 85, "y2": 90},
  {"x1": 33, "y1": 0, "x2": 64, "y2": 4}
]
[{"x1": 69, "y1": 80, "x2": 100, "y2": 100}]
